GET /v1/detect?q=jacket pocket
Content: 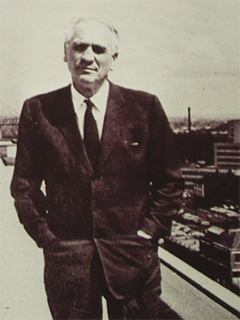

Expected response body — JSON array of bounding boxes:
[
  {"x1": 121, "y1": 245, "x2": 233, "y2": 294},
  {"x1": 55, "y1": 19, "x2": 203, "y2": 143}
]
[
  {"x1": 96, "y1": 236, "x2": 159, "y2": 299},
  {"x1": 44, "y1": 240, "x2": 95, "y2": 290}
]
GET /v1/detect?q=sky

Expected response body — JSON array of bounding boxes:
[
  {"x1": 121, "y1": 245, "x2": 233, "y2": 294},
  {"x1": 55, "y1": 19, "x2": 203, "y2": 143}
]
[{"x1": 0, "y1": 0, "x2": 239, "y2": 120}]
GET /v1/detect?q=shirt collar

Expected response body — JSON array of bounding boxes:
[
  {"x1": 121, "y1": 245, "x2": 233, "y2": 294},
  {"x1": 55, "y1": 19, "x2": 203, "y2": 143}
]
[{"x1": 71, "y1": 80, "x2": 109, "y2": 112}]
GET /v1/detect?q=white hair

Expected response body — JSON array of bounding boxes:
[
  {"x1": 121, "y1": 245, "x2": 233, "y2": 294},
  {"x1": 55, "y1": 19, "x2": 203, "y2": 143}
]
[{"x1": 64, "y1": 18, "x2": 119, "y2": 55}]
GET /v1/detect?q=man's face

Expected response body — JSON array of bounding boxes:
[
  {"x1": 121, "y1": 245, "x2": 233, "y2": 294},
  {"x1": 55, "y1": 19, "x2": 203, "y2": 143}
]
[{"x1": 64, "y1": 21, "x2": 117, "y2": 90}]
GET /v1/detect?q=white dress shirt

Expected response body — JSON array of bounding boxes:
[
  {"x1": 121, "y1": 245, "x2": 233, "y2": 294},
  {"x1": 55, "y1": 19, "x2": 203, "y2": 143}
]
[{"x1": 71, "y1": 80, "x2": 109, "y2": 140}]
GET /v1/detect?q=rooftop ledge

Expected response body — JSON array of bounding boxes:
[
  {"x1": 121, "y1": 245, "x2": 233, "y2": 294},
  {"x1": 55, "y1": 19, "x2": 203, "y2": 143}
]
[{"x1": 158, "y1": 247, "x2": 239, "y2": 319}]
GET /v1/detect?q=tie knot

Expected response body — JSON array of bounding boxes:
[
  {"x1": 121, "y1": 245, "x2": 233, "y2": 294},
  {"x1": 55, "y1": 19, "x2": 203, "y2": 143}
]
[{"x1": 85, "y1": 99, "x2": 94, "y2": 111}]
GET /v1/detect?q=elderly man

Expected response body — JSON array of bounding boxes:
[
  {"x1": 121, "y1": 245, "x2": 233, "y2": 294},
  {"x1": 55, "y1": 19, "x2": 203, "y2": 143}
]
[{"x1": 11, "y1": 18, "x2": 184, "y2": 319}]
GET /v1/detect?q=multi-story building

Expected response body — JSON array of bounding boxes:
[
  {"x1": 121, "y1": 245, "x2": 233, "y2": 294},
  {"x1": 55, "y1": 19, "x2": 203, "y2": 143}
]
[
  {"x1": 181, "y1": 120, "x2": 240, "y2": 209},
  {"x1": 200, "y1": 227, "x2": 240, "y2": 288},
  {"x1": 181, "y1": 165, "x2": 232, "y2": 192},
  {"x1": 181, "y1": 164, "x2": 240, "y2": 209},
  {"x1": 214, "y1": 120, "x2": 240, "y2": 170},
  {"x1": 214, "y1": 142, "x2": 240, "y2": 169},
  {"x1": 228, "y1": 120, "x2": 240, "y2": 144},
  {"x1": 175, "y1": 132, "x2": 215, "y2": 165}
]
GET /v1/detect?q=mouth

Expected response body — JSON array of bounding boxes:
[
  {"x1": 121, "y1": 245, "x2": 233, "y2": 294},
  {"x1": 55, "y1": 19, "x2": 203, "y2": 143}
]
[{"x1": 80, "y1": 67, "x2": 97, "y2": 73}]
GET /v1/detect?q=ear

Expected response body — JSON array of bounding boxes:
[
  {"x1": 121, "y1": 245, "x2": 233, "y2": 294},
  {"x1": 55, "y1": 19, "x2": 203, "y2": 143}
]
[
  {"x1": 63, "y1": 44, "x2": 67, "y2": 62},
  {"x1": 113, "y1": 52, "x2": 119, "y2": 60},
  {"x1": 110, "y1": 53, "x2": 118, "y2": 71}
]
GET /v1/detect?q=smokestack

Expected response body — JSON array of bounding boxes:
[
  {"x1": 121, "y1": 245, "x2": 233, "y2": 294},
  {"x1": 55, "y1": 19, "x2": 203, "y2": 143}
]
[{"x1": 188, "y1": 107, "x2": 191, "y2": 133}]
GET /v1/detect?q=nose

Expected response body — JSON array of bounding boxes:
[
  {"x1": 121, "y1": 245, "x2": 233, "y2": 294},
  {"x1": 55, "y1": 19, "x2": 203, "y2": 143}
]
[{"x1": 81, "y1": 45, "x2": 95, "y2": 62}]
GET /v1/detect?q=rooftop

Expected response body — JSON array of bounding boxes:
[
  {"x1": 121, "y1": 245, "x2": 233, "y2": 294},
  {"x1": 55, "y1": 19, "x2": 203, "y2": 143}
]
[{"x1": 1, "y1": 163, "x2": 239, "y2": 319}]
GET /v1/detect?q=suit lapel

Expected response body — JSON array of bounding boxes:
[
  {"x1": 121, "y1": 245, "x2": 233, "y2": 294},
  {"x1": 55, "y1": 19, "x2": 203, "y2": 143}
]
[
  {"x1": 97, "y1": 83, "x2": 125, "y2": 171},
  {"x1": 49, "y1": 85, "x2": 92, "y2": 174}
]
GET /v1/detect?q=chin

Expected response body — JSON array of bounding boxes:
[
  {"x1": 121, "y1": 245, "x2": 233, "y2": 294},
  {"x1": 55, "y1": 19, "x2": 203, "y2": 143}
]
[{"x1": 79, "y1": 75, "x2": 96, "y2": 84}]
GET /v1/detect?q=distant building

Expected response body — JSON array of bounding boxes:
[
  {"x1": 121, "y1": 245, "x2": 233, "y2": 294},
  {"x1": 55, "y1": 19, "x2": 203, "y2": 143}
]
[
  {"x1": 181, "y1": 165, "x2": 235, "y2": 192},
  {"x1": 213, "y1": 120, "x2": 240, "y2": 170},
  {"x1": 164, "y1": 225, "x2": 240, "y2": 291},
  {"x1": 175, "y1": 132, "x2": 215, "y2": 165},
  {"x1": 228, "y1": 120, "x2": 240, "y2": 144},
  {"x1": 0, "y1": 118, "x2": 19, "y2": 140},
  {"x1": 181, "y1": 163, "x2": 240, "y2": 211},
  {"x1": 0, "y1": 141, "x2": 17, "y2": 166},
  {"x1": 198, "y1": 206, "x2": 240, "y2": 229},
  {"x1": 200, "y1": 227, "x2": 240, "y2": 287},
  {"x1": 214, "y1": 142, "x2": 240, "y2": 169},
  {"x1": 193, "y1": 170, "x2": 239, "y2": 209},
  {"x1": 175, "y1": 119, "x2": 240, "y2": 169},
  {"x1": 181, "y1": 119, "x2": 240, "y2": 207}
]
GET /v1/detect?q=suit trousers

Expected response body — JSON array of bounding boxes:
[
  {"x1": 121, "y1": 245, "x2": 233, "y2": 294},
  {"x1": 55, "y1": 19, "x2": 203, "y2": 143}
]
[{"x1": 43, "y1": 239, "x2": 161, "y2": 320}]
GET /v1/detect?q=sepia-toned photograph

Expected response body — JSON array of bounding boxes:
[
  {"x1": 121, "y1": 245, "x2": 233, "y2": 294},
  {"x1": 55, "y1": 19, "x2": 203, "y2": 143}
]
[{"x1": 0, "y1": 1, "x2": 239, "y2": 319}]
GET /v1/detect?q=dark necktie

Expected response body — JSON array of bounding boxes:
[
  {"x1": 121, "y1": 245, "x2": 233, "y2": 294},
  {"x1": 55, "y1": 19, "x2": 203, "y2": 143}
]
[{"x1": 84, "y1": 99, "x2": 101, "y2": 168}]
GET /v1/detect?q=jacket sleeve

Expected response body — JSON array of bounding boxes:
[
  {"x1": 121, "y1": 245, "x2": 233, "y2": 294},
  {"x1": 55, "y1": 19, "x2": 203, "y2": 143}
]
[
  {"x1": 10, "y1": 100, "x2": 59, "y2": 248},
  {"x1": 140, "y1": 95, "x2": 184, "y2": 240}
]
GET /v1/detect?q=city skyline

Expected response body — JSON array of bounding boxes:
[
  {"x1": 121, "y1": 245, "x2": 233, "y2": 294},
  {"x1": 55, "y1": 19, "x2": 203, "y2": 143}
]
[{"x1": 0, "y1": 0, "x2": 239, "y2": 119}]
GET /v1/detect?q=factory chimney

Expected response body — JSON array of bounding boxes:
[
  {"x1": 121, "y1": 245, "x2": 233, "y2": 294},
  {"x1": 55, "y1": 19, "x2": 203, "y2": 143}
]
[{"x1": 188, "y1": 107, "x2": 191, "y2": 133}]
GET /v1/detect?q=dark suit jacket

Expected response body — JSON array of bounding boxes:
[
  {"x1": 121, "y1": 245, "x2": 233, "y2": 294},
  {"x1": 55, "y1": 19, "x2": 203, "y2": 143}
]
[{"x1": 11, "y1": 82, "x2": 184, "y2": 298}]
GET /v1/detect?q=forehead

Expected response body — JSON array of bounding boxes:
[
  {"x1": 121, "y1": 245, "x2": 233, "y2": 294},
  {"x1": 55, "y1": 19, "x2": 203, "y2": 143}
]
[{"x1": 71, "y1": 21, "x2": 114, "y2": 49}]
